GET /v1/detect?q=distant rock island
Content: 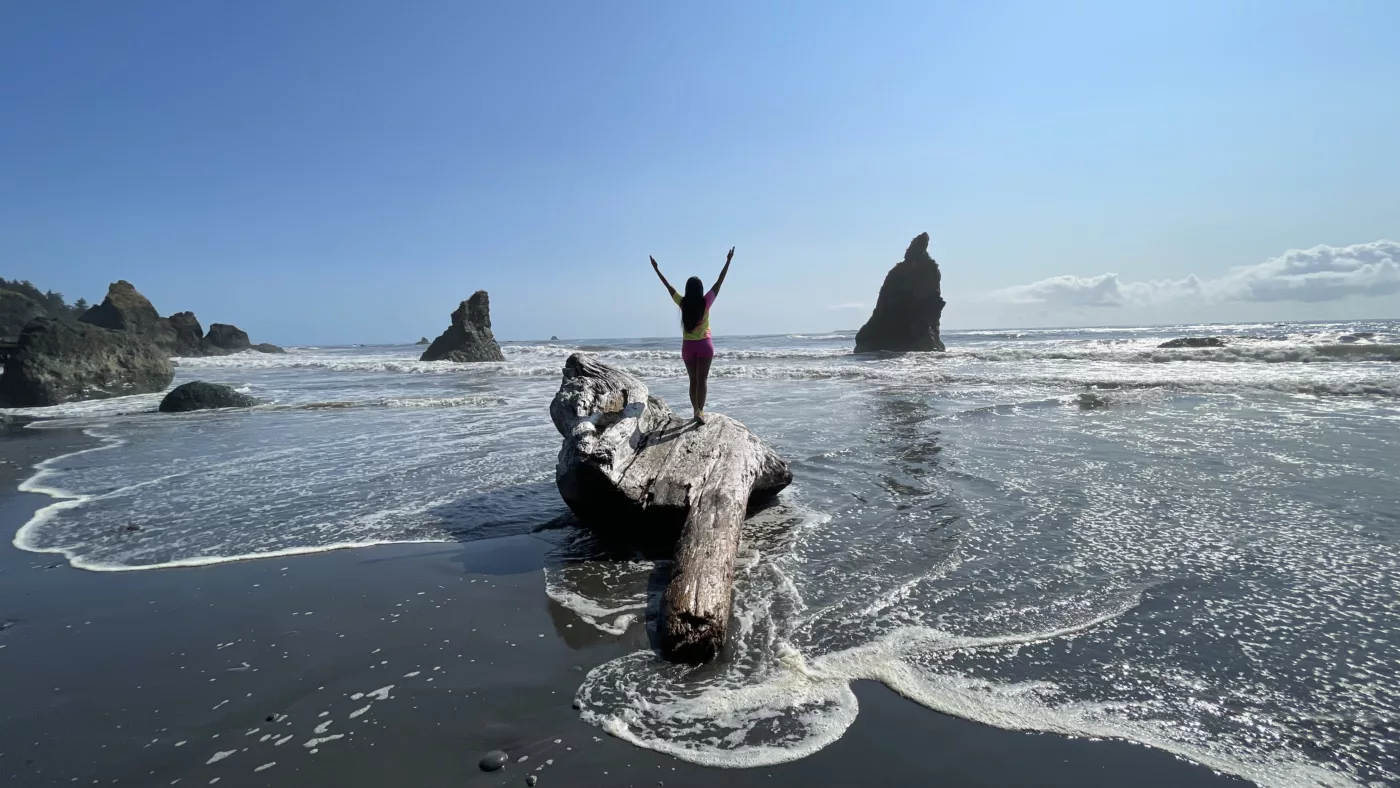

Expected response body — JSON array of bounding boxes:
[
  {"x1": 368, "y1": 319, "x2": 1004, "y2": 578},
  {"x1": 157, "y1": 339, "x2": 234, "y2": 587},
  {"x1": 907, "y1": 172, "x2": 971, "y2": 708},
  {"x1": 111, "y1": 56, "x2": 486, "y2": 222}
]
[
  {"x1": 854, "y1": 232, "x2": 946, "y2": 353},
  {"x1": 0, "y1": 279, "x2": 283, "y2": 407},
  {"x1": 78, "y1": 281, "x2": 283, "y2": 357},
  {"x1": 415, "y1": 337, "x2": 429, "y2": 345},
  {"x1": 420, "y1": 291, "x2": 505, "y2": 362}
]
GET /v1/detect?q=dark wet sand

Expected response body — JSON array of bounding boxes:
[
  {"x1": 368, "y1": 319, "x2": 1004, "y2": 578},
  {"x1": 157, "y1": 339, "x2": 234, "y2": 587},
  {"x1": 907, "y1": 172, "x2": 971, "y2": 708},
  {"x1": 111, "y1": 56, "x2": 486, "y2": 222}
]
[{"x1": 0, "y1": 422, "x2": 1245, "y2": 787}]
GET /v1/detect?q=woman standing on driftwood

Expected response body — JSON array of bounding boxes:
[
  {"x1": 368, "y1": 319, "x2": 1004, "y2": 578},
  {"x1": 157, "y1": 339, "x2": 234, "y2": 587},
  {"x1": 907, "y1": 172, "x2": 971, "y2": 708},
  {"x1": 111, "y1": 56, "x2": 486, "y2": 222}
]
[{"x1": 650, "y1": 247, "x2": 735, "y2": 424}]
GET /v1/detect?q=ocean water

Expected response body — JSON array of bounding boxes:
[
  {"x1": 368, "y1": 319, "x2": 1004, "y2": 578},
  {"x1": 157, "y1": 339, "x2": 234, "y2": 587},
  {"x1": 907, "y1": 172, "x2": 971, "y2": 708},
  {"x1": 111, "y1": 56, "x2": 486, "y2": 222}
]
[{"x1": 6, "y1": 320, "x2": 1400, "y2": 787}]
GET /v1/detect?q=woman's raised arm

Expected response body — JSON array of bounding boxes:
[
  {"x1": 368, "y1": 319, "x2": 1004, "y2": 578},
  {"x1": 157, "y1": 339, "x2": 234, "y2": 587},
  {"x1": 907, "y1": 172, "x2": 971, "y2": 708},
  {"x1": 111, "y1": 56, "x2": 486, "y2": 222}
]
[
  {"x1": 650, "y1": 256, "x2": 678, "y2": 298},
  {"x1": 710, "y1": 247, "x2": 735, "y2": 295}
]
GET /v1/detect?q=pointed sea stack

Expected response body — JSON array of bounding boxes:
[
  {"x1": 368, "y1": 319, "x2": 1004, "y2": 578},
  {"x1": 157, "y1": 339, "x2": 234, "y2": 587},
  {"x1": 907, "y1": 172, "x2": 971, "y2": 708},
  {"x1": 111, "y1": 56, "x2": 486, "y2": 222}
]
[
  {"x1": 420, "y1": 291, "x2": 505, "y2": 362},
  {"x1": 80, "y1": 280, "x2": 188, "y2": 354},
  {"x1": 853, "y1": 232, "x2": 946, "y2": 353}
]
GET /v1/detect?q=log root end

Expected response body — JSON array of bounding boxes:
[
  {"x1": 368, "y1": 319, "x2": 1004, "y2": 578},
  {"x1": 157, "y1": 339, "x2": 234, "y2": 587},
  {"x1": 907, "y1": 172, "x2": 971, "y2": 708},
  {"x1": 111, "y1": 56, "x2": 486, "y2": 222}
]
[{"x1": 660, "y1": 611, "x2": 725, "y2": 665}]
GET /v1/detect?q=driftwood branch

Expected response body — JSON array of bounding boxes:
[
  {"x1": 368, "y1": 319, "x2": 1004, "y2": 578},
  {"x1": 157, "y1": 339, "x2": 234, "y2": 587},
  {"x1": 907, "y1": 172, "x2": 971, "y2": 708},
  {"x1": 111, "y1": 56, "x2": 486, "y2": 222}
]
[{"x1": 550, "y1": 353, "x2": 792, "y2": 662}]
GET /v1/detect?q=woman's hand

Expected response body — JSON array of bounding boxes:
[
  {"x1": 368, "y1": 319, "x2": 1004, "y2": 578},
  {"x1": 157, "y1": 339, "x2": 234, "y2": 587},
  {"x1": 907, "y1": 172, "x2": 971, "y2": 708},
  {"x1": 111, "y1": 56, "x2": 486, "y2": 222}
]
[
  {"x1": 650, "y1": 256, "x2": 660, "y2": 270},
  {"x1": 726, "y1": 247, "x2": 735, "y2": 263}
]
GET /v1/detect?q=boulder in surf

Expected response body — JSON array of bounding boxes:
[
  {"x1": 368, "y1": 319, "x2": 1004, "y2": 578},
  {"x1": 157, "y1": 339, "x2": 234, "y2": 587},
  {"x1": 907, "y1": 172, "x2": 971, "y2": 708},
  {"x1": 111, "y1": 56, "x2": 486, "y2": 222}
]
[
  {"x1": 0, "y1": 318, "x2": 174, "y2": 407},
  {"x1": 159, "y1": 381, "x2": 259, "y2": 412},
  {"x1": 550, "y1": 353, "x2": 792, "y2": 663},
  {"x1": 854, "y1": 232, "x2": 947, "y2": 353},
  {"x1": 1158, "y1": 337, "x2": 1227, "y2": 348},
  {"x1": 419, "y1": 291, "x2": 506, "y2": 362}
]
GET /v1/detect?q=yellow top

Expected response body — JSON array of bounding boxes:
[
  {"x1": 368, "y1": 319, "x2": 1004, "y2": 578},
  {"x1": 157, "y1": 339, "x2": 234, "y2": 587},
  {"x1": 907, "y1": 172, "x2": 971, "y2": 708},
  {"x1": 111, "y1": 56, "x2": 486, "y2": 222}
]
[{"x1": 672, "y1": 291, "x2": 715, "y2": 341}]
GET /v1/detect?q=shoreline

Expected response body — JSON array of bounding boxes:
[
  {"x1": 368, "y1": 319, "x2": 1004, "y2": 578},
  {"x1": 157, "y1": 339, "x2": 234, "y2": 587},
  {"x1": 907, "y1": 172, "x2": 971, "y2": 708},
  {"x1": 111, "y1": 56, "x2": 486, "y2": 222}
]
[{"x1": 0, "y1": 421, "x2": 1248, "y2": 787}]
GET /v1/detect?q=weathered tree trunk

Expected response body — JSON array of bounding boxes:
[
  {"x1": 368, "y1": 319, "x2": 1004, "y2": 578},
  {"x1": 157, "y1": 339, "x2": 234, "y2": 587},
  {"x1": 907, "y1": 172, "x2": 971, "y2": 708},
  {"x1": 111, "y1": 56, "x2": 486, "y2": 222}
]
[{"x1": 550, "y1": 353, "x2": 792, "y2": 662}]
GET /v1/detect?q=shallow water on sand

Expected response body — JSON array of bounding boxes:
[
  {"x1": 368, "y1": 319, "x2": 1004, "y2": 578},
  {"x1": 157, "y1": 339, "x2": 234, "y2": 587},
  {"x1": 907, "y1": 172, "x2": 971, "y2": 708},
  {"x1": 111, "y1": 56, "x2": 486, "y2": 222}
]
[{"x1": 5, "y1": 320, "x2": 1400, "y2": 787}]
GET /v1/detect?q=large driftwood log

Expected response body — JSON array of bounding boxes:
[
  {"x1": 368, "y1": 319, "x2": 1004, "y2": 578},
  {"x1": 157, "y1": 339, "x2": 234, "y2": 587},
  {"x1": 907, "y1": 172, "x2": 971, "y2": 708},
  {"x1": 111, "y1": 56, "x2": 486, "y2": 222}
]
[{"x1": 550, "y1": 353, "x2": 792, "y2": 662}]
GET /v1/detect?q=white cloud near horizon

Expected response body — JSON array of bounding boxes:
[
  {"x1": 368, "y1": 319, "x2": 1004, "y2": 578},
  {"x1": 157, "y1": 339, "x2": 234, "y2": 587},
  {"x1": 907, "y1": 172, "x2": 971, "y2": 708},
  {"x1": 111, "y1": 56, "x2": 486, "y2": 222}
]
[
  {"x1": 992, "y1": 240, "x2": 1400, "y2": 308},
  {"x1": 828, "y1": 302, "x2": 866, "y2": 310}
]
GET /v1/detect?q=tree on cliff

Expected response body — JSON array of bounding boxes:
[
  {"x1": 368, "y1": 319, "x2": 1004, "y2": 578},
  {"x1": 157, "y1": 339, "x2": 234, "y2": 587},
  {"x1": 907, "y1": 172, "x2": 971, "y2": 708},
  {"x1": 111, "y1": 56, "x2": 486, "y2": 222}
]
[{"x1": 0, "y1": 278, "x2": 90, "y2": 319}]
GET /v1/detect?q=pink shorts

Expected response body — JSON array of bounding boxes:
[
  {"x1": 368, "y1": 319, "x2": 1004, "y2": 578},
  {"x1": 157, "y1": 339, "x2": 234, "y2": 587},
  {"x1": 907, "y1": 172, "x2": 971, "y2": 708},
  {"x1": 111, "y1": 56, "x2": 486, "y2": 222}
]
[{"x1": 681, "y1": 338, "x2": 715, "y2": 363}]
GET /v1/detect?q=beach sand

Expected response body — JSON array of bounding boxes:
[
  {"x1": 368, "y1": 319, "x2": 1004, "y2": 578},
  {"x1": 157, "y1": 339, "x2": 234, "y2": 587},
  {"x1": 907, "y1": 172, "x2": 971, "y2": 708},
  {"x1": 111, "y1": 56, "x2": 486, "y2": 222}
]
[{"x1": 0, "y1": 423, "x2": 1244, "y2": 787}]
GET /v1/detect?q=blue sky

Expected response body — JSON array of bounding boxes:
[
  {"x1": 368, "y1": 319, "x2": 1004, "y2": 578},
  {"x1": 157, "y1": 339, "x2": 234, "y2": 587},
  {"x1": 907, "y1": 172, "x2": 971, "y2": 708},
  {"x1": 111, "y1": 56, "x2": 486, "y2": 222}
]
[{"x1": 3, "y1": 0, "x2": 1397, "y2": 344}]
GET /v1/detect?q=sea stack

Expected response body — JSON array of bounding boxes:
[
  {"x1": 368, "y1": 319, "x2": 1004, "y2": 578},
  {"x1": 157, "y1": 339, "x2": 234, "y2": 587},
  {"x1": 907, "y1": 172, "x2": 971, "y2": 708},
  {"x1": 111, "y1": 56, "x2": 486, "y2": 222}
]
[
  {"x1": 201, "y1": 323, "x2": 252, "y2": 354},
  {"x1": 551, "y1": 353, "x2": 792, "y2": 663},
  {"x1": 853, "y1": 232, "x2": 946, "y2": 353},
  {"x1": 79, "y1": 280, "x2": 189, "y2": 355},
  {"x1": 166, "y1": 311, "x2": 205, "y2": 356},
  {"x1": 419, "y1": 291, "x2": 506, "y2": 362}
]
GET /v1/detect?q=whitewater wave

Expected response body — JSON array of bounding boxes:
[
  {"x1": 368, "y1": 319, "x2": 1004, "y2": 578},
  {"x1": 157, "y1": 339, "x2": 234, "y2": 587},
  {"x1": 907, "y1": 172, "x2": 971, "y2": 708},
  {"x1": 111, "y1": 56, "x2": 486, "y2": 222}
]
[
  {"x1": 959, "y1": 342, "x2": 1400, "y2": 364},
  {"x1": 572, "y1": 569, "x2": 1357, "y2": 787},
  {"x1": 494, "y1": 360, "x2": 1400, "y2": 397},
  {"x1": 275, "y1": 396, "x2": 509, "y2": 410}
]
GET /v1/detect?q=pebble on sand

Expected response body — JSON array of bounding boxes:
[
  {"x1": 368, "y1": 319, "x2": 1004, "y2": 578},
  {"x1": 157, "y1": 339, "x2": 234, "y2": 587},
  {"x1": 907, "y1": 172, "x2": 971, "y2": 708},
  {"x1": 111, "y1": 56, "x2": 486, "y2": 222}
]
[
  {"x1": 526, "y1": 776, "x2": 537, "y2": 786},
  {"x1": 479, "y1": 750, "x2": 510, "y2": 772}
]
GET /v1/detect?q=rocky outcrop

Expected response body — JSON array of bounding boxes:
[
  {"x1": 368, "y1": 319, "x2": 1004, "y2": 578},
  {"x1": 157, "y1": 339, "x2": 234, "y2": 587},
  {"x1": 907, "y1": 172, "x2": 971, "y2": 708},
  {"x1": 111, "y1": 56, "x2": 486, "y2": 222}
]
[
  {"x1": 202, "y1": 323, "x2": 251, "y2": 354},
  {"x1": 79, "y1": 280, "x2": 165, "y2": 336},
  {"x1": 166, "y1": 312, "x2": 204, "y2": 356},
  {"x1": 76, "y1": 282, "x2": 280, "y2": 357},
  {"x1": 551, "y1": 353, "x2": 792, "y2": 662},
  {"x1": 415, "y1": 337, "x2": 429, "y2": 345},
  {"x1": 0, "y1": 289, "x2": 47, "y2": 337},
  {"x1": 854, "y1": 233, "x2": 946, "y2": 353},
  {"x1": 159, "y1": 381, "x2": 258, "y2": 412},
  {"x1": 420, "y1": 291, "x2": 505, "y2": 362},
  {"x1": 80, "y1": 280, "x2": 192, "y2": 355},
  {"x1": 0, "y1": 318, "x2": 174, "y2": 407},
  {"x1": 251, "y1": 343, "x2": 285, "y2": 354},
  {"x1": 1158, "y1": 337, "x2": 1227, "y2": 348}
]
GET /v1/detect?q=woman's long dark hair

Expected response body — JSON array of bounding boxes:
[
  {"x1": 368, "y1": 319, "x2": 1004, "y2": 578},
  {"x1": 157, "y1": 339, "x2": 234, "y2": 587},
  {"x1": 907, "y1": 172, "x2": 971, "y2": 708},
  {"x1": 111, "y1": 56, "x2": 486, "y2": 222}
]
[{"x1": 681, "y1": 277, "x2": 706, "y2": 334}]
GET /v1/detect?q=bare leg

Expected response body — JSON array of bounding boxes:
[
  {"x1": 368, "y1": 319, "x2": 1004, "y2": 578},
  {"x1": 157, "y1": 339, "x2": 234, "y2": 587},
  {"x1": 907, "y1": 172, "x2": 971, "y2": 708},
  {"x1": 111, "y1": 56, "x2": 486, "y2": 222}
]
[
  {"x1": 695, "y1": 355, "x2": 713, "y2": 418},
  {"x1": 684, "y1": 356, "x2": 700, "y2": 418}
]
